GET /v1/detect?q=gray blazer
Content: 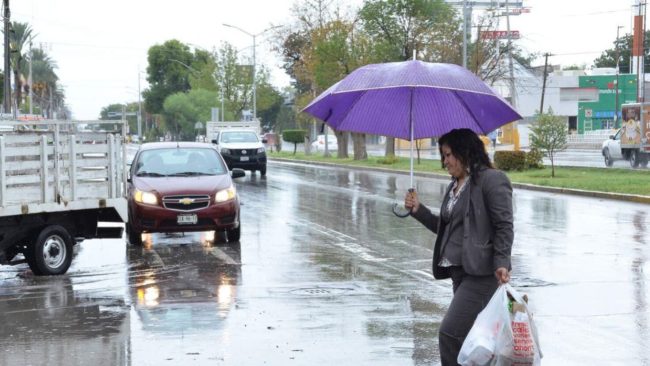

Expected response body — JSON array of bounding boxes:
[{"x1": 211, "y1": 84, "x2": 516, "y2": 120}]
[{"x1": 412, "y1": 168, "x2": 513, "y2": 279}]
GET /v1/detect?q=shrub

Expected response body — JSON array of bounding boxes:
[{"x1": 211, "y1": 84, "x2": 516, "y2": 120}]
[
  {"x1": 282, "y1": 129, "x2": 307, "y2": 155},
  {"x1": 377, "y1": 155, "x2": 400, "y2": 165},
  {"x1": 526, "y1": 148, "x2": 544, "y2": 169},
  {"x1": 494, "y1": 151, "x2": 527, "y2": 171}
]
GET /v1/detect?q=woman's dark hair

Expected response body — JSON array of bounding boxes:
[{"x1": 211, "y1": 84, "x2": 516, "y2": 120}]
[{"x1": 438, "y1": 128, "x2": 493, "y2": 182}]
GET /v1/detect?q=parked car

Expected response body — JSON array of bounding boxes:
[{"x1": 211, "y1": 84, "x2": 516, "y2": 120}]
[
  {"x1": 311, "y1": 134, "x2": 338, "y2": 152},
  {"x1": 127, "y1": 142, "x2": 245, "y2": 245},
  {"x1": 601, "y1": 128, "x2": 649, "y2": 168}
]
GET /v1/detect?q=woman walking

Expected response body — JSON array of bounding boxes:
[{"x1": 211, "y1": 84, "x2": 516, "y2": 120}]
[{"x1": 404, "y1": 128, "x2": 514, "y2": 366}]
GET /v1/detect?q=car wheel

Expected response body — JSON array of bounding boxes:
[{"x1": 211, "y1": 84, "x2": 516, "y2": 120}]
[
  {"x1": 630, "y1": 150, "x2": 640, "y2": 168},
  {"x1": 126, "y1": 223, "x2": 142, "y2": 246},
  {"x1": 260, "y1": 164, "x2": 267, "y2": 176},
  {"x1": 26, "y1": 225, "x2": 74, "y2": 276},
  {"x1": 603, "y1": 149, "x2": 613, "y2": 167},
  {"x1": 226, "y1": 226, "x2": 241, "y2": 243}
]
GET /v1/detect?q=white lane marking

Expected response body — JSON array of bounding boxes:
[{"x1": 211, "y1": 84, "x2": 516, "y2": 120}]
[
  {"x1": 144, "y1": 248, "x2": 165, "y2": 268},
  {"x1": 208, "y1": 247, "x2": 239, "y2": 265}
]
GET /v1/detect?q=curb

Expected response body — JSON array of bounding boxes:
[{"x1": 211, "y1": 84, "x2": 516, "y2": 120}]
[{"x1": 269, "y1": 157, "x2": 650, "y2": 205}]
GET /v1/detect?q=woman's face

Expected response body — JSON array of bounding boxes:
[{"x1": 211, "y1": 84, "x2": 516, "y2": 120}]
[{"x1": 441, "y1": 144, "x2": 466, "y2": 179}]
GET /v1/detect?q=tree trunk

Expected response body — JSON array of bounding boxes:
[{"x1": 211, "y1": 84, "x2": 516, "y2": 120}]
[
  {"x1": 385, "y1": 136, "x2": 395, "y2": 157},
  {"x1": 336, "y1": 130, "x2": 349, "y2": 159},
  {"x1": 352, "y1": 133, "x2": 367, "y2": 160},
  {"x1": 13, "y1": 70, "x2": 22, "y2": 110}
]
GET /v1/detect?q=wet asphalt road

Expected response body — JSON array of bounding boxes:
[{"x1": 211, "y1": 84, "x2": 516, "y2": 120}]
[{"x1": 1, "y1": 161, "x2": 650, "y2": 365}]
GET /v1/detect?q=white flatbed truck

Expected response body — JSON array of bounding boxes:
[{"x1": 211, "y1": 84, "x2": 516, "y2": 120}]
[{"x1": 0, "y1": 120, "x2": 128, "y2": 275}]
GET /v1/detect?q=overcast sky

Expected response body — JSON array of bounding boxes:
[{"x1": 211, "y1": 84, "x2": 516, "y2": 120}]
[{"x1": 9, "y1": 0, "x2": 636, "y2": 120}]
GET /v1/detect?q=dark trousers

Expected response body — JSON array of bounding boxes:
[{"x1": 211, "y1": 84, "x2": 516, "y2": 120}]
[{"x1": 439, "y1": 266, "x2": 499, "y2": 366}]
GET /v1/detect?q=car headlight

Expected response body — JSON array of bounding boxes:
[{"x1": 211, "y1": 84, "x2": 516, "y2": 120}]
[
  {"x1": 134, "y1": 189, "x2": 158, "y2": 205},
  {"x1": 221, "y1": 148, "x2": 231, "y2": 155},
  {"x1": 215, "y1": 185, "x2": 236, "y2": 203},
  {"x1": 257, "y1": 147, "x2": 265, "y2": 154}
]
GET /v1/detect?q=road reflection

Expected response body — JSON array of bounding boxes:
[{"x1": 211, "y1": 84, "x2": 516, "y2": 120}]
[
  {"x1": 632, "y1": 210, "x2": 648, "y2": 365},
  {"x1": 127, "y1": 237, "x2": 242, "y2": 334},
  {"x1": 0, "y1": 276, "x2": 129, "y2": 365}
]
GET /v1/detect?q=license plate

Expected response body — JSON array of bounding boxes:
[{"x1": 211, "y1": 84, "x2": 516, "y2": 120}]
[
  {"x1": 177, "y1": 214, "x2": 197, "y2": 225},
  {"x1": 240, "y1": 156, "x2": 249, "y2": 161}
]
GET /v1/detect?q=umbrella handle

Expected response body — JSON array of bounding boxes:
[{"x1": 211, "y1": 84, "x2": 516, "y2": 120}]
[{"x1": 392, "y1": 188, "x2": 414, "y2": 218}]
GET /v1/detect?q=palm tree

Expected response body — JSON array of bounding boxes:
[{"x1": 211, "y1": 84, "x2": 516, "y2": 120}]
[
  {"x1": 30, "y1": 48, "x2": 59, "y2": 117},
  {"x1": 8, "y1": 22, "x2": 34, "y2": 110}
]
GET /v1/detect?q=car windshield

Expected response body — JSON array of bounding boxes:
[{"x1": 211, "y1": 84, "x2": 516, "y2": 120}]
[
  {"x1": 221, "y1": 131, "x2": 259, "y2": 143},
  {"x1": 134, "y1": 147, "x2": 226, "y2": 177}
]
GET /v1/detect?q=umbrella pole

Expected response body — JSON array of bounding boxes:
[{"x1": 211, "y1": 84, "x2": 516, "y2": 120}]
[{"x1": 409, "y1": 87, "x2": 414, "y2": 189}]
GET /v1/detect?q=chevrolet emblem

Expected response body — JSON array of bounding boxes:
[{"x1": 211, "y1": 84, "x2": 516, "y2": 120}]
[{"x1": 179, "y1": 198, "x2": 195, "y2": 205}]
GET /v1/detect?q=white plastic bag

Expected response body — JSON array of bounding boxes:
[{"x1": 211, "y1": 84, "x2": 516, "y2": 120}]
[
  {"x1": 458, "y1": 284, "x2": 542, "y2": 366},
  {"x1": 458, "y1": 285, "x2": 510, "y2": 366},
  {"x1": 494, "y1": 285, "x2": 542, "y2": 366}
]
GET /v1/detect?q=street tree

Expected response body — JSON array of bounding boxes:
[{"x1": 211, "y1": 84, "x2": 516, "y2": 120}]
[
  {"x1": 278, "y1": 0, "x2": 368, "y2": 159},
  {"x1": 529, "y1": 108, "x2": 567, "y2": 178},
  {"x1": 30, "y1": 48, "x2": 63, "y2": 118},
  {"x1": 359, "y1": 0, "x2": 461, "y2": 158},
  {"x1": 7, "y1": 21, "x2": 34, "y2": 110},
  {"x1": 592, "y1": 32, "x2": 650, "y2": 73},
  {"x1": 142, "y1": 40, "x2": 194, "y2": 114},
  {"x1": 162, "y1": 89, "x2": 217, "y2": 140}
]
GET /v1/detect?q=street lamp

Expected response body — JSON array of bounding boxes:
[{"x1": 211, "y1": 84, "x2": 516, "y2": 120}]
[{"x1": 222, "y1": 23, "x2": 282, "y2": 121}]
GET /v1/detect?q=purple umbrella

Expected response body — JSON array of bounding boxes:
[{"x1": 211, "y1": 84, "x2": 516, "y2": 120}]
[
  {"x1": 302, "y1": 60, "x2": 521, "y2": 216},
  {"x1": 303, "y1": 60, "x2": 520, "y2": 140}
]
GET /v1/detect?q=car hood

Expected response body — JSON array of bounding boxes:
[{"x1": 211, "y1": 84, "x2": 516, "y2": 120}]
[
  {"x1": 134, "y1": 174, "x2": 233, "y2": 196},
  {"x1": 219, "y1": 142, "x2": 263, "y2": 149}
]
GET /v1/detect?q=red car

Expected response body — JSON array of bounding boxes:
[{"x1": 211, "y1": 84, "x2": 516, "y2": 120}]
[{"x1": 127, "y1": 142, "x2": 245, "y2": 245}]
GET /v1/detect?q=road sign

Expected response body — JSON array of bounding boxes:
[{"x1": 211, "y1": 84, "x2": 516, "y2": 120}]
[{"x1": 480, "y1": 30, "x2": 520, "y2": 40}]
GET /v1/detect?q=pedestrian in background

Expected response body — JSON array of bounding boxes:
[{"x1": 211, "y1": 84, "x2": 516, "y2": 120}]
[
  {"x1": 487, "y1": 129, "x2": 498, "y2": 149},
  {"x1": 403, "y1": 128, "x2": 514, "y2": 366}
]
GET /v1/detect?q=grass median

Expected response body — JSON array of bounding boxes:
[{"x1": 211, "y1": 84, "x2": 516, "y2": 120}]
[{"x1": 269, "y1": 151, "x2": 650, "y2": 197}]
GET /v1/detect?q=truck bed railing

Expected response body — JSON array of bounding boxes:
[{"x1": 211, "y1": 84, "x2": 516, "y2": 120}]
[{"x1": 0, "y1": 120, "x2": 127, "y2": 217}]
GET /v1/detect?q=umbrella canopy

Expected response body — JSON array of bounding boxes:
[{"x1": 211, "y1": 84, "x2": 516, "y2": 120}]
[{"x1": 303, "y1": 60, "x2": 521, "y2": 140}]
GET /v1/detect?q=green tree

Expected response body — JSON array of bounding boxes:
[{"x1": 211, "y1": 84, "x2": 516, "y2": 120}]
[
  {"x1": 162, "y1": 89, "x2": 217, "y2": 140},
  {"x1": 593, "y1": 33, "x2": 646, "y2": 73},
  {"x1": 278, "y1": 1, "x2": 367, "y2": 159},
  {"x1": 30, "y1": 48, "x2": 62, "y2": 118},
  {"x1": 530, "y1": 108, "x2": 567, "y2": 178},
  {"x1": 142, "y1": 40, "x2": 194, "y2": 114},
  {"x1": 7, "y1": 21, "x2": 34, "y2": 109},
  {"x1": 359, "y1": 0, "x2": 460, "y2": 157}
]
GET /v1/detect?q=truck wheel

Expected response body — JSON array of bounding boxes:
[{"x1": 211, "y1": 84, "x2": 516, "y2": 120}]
[
  {"x1": 126, "y1": 223, "x2": 142, "y2": 245},
  {"x1": 603, "y1": 149, "x2": 613, "y2": 167},
  {"x1": 226, "y1": 226, "x2": 241, "y2": 243},
  {"x1": 641, "y1": 154, "x2": 649, "y2": 168},
  {"x1": 630, "y1": 150, "x2": 640, "y2": 168},
  {"x1": 26, "y1": 225, "x2": 74, "y2": 276},
  {"x1": 260, "y1": 164, "x2": 267, "y2": 177}
]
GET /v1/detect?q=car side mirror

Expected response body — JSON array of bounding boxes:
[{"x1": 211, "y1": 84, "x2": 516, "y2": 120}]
[
  {"x1": 231, "y1": 168, "x2": 246, "y2": 179},
  {"x1": 211, "y1": 139, "x2": 218, "y2": 144},
  {"x1": 262, "y1": 138, "x2": 268, "y2": 144},
  {"x1": 609, "y1": 135, "x2": 615, "y2": 140}
]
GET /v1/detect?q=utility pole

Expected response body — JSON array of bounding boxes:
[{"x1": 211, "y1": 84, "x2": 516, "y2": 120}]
[
  {"x1": 505, "y1": 0, "x2": 517, "y2": 110},
  {"x1": 137, "y1": 69, "x2": 142, "y2": 138},
  {"x1": 29, "y1": 38, "x2": 33, "y2": 115},
  {"x1": 462, "y1": 0, "x2": 468, "y2": 68},
  {"x1": 3, "y1": 0, "x2": 11, "y2": 114},
  {"x1": 615, "y1": 25, "x2": 623, "y2": 127},
  {"x1": 540, "y1": 52, "x2": 550, "y2": 114}
]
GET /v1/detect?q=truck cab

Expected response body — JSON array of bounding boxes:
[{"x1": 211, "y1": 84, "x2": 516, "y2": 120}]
[{"x1": 212, "y1": 129, "x2": 267, "y2": 176}]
